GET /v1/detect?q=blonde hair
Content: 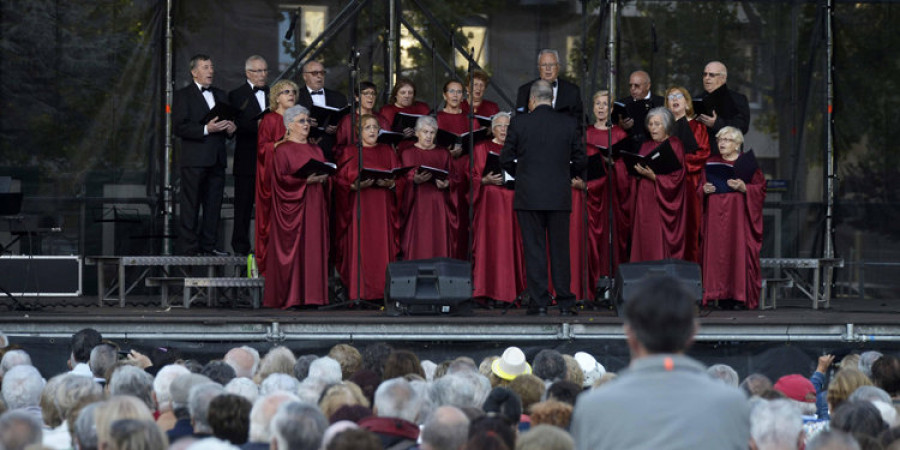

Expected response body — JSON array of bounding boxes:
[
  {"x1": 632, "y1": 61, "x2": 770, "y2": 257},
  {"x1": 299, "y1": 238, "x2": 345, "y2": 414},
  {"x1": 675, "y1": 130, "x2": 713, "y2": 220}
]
[{"x1": 268, "y1": 80, "x2": 299, "y2": 112}]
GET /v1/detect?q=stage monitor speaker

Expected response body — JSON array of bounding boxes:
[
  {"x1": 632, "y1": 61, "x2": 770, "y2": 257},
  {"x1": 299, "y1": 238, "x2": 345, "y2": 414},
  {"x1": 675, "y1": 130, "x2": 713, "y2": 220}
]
[
  {"x1": 385, "y1": 257, "x2": 472, "y2": 316},
  {"x1": 0, "y1": 255, "x2": 82, "y2": 296},
  {"x1": 612, "y1": 259, "x2": 701, "y2": 317}
]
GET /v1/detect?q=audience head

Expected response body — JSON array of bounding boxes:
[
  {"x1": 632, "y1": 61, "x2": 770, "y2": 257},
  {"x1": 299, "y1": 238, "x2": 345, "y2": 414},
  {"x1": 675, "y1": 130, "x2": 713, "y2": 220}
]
[
  {"x1": 153, "y1": 364, "x2": 191, "y2": 413},
  {"x1": 308, "y1": 356, "x2": 343, "y2": 385},
  {"x1": 328, "y1": 404, "x2": 373, "y2": 424},
  {"x1": 421, "y1": 405, "x2": 469, "y2": 450},
  {"x1": 208, "y1": 393, "x2": 252, "y2": 445},
  {"x1": 255, "y1": 346, "x2": 296, "y2": 384},
  {"x1": 508, "y1": 374, "x2": 545, "y2": 414},
  {"x1": 529, "y1": 399, "x2": 573, "y2": 429},
  {"x1": 321, "y1": 421, "x2": 358, "y2": 449},
  {"x1": 188, "y1": 382, "x2": 224, "y2": 434},
  {"x1": 39, "y1": 373, "x2": 65, "y2": 427},
  {"x1": 202, "y1": 360, "x2": 237, "y2": 385},
  {"x1": 708, "y1": 364, "x2": 739, "y2": 387},
  {"x1": 749, "y1": 399, "x2": 803, "y2": 450},
  {"x1": 373, "y1": 377, "x2": 421, "y2": 423},
  {"x1": 2, "y1": 364, "x2": 44, "y2": 410},
  {"x1": 224, "y1": 377, "x2": 259, "y2": 404},
  {"x1": 741, "y1": 373, "x2": 774, "y2": 398},
  {"x1": 858, "y1": 351, "x2": 882, "y2": 378},
  {"x1": 482, "y1": 387, "x2": 521, "y2": 426},
  {"x1": 293, "y1": 354, "x2": 318, "y2": 381},
  {"x1": 532, "y1": 349, "x2": 566, "y2": 383},
  {"x1": 492, "y1": 347, "x2": 531, "y2": 383},
  {"x1": 247, "y1": 391, "x2": 300, "y2": 443},
  {"x1": 271, "y1": 401, "x2": 328, "y2": 450},
  {"x1": 89, "y1": 343, "x2": 118, "y2": 380},
  {"x1": 516, "y1": 424, "x2": 574, "y2": 450},
  {"x1": 383, "y1": 350, "x2": 425, "y2": 380},
  {"x1": 108, "y1": 418, "x2": 168, "y2": 450},
  {"x1": 871, "y1": 355, "x2": 900, "y2": 397},
  {"x1": 328, "y1": 344, "x2": 363, "y2": 380},
  {"x1": 95, "y1": 395, "x2": 155, "y2": 450},
  {"x1": 849, "y1": 385, "x2": 892, "y2": 405},
  {"x1": 70, "y1": 328, "x2": 102, "y2": 365},
  {"x1": 74, "y1": 402, "x2": 100, "y2": 450},
  {"x1": 224, "y1": 347, "x2": 257, "y2": 379},
  {"x1": 828, "y1": 369, "x2": 874, "y2": 412},
  {"x1": 546, "y1": 380, "x2": 581, "y2": 406},
  {"x1": 468, "y1": 415, "x2": 515, "y2": 450},
  {"x1": 831, "y1": 400, "x2": 888, "y2": 441},
  {"x1": 0, "y1": 410, "x2": 43, "y2": 450},
  {"x1": 56, "y1": 374, "x2": 104, "y2": 422},
  {"x1": 109, "y1": 365, "x2": 156, "y2": 411},
  {"x1": 624, "y1": 274, "x2": 697, "y2": 356},
  {"x1": 0, "y1": 349, "x2": 32, "y2": 377},
  {"x1": 805, "y1": 429, "x2": 861, "y2": 450},
  {"x1": 573, "y1": 352, "x2": 605, "y2": 388},
  {"x1": 260, "y1": 372, "x2": 300, "y2": 396},
  {"x1": 325, "y1": 428, "x2": 382, "y2": 450},
  {"x1": 186, "y1": 437, "x2": 239, "y2": 450},
  {"x1": 318, "y1": 381, "x2": 370, "y2": 419},
  {"x1": 170, "y1": 373, "x2": 213, "y2": 412}
]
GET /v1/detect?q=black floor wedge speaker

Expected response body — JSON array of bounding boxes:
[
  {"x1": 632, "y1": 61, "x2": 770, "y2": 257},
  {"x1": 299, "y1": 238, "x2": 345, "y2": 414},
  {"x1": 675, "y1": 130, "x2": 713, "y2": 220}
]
[
  {"x1": 385, "y1": 257, "x2": 473, "y2": 316},
  {"x1": 612, "y1": 259, "x2": 702, "y2": 317}
]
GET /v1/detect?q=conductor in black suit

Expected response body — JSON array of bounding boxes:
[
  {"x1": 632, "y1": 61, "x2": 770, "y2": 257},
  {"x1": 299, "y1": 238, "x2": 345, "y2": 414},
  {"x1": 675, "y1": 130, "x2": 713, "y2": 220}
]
[
  {"x1": 501, "y1": 80, "x2": 586, "y2": 316},
  {"x1": 296, "y1": 60, "x2": 348, "y2": 162},
  {"x1": 173, "y1": 54, "x2": 236, "y2": 256},
  {"x1": 515, "y1": 49, "x2": 583, "y2": 122},
  {"x1": 227, "y1": 55, "x2": 269, "y2": 256}
]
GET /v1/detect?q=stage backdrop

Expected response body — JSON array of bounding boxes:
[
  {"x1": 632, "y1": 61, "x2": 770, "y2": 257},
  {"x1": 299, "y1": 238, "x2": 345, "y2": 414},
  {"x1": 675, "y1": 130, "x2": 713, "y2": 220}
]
[{"x1": 0, "y1": 0, "x2": 897, "y2": 299}]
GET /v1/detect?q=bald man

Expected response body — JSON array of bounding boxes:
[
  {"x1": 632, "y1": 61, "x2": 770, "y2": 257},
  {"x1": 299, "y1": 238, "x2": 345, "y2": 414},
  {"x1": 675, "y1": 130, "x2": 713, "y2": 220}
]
[
  {"x1": 616, "y1": 70, "x2": 665, "y2": 146},
  {"x1": 694, "y1": 61, "x2": 750, "y2": 154}
]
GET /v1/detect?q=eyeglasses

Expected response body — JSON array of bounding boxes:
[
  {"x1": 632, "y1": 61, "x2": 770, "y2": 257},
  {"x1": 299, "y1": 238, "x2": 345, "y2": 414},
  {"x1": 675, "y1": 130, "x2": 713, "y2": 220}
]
[
  {"x1": 279, "y1": 89, "x2": 296, "y2": 96},
  {"x1": 294, "y1": 119, "x2": 311, "y2": 124},
  {"x1": 446, "y1": 89, "x2": 463, "y2": 95},
  {"x1": 247, "y1": 69, "x2": 268, "y2": 73},
  {"x1": 360, "y1": 90, "x2": 377, "y2": 97},
  {"x1": 718, "y1": 137, "x2": 736, "y2": 143},
  {"x1": 667, "y1": 92, "x2": 685, "y2": 100},
  {"x1": 304, "y1": 70, "x2": 327, "y2": 77},
  {"x1": 539, "y1": 63, "x2": 559, "y2": 69},
  {"x1": 702, "y1": 72, "x2": 723, "y2": 78}
]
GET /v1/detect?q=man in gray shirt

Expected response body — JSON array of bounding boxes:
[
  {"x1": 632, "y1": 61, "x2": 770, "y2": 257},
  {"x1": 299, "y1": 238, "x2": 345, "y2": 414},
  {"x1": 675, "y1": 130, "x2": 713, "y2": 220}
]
[{"x1": 570, "y1": 275, "x2": 750, "y2": 450}]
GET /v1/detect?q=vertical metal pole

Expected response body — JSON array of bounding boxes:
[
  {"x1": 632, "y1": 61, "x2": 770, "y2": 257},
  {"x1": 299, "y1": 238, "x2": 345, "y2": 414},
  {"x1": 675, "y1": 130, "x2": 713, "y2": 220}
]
[
  {"x1": 387, "y1": 0, "x2": 398, "y2": 87},
  {"x1": 823, "y1": 0, "x2": 835, "y2": 259},
  {"x1": 163, "y1": 0, "x2": 174, "y2": 256},
  {"x1": 606, "y1": 0, "x2": 618, "y2": 282}
]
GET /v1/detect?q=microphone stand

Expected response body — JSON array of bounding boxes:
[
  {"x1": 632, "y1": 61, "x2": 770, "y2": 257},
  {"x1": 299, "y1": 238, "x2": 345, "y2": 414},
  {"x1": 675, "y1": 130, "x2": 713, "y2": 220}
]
[
  {"x1": 431, "y1": 40, "x2": 438, "y2": 115},
  {"x1": 579, "y1": 23, "x2": 591, "y2": 310},
  {"x1": 605, "y1": 0, "x2": 619, "y2": 306},
  {"x1": 466, "y1": 48, "x2": 475, "y2": 265}
]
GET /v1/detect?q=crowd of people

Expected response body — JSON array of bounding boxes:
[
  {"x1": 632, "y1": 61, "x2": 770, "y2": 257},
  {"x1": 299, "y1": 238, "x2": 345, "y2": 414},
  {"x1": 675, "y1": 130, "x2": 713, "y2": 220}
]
[
  {"x1": 1, "y1": 277, "x2": 899, "y2": 450},
  {"x1": 173, "y1": 48, "x2": 762, "y2": 311}
]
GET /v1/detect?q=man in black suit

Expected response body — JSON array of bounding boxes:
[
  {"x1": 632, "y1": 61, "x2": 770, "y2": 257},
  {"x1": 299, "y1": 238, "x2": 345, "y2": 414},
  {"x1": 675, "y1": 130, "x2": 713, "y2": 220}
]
[
  {"x1": 296, "y1": 60, "x2": 347, "y2": 162},
  {"x1": 617, "y1": 70, "x2": 665, "y2": 144},
  {"x1": 695, "y1": 61, "x2": 750, "y2": 154},
  {"x1": 173, "y1": 54, "x2": 236, "y2": 256},
  {"x1": 501, "y1": 80, "x2": 586, "y2": 317},
  {"x1": 227, "y1": 55, "x2": 269, "y2": 256},
  {"x1": 515, "y1": 49, "x2": 583, "y2": 123}
]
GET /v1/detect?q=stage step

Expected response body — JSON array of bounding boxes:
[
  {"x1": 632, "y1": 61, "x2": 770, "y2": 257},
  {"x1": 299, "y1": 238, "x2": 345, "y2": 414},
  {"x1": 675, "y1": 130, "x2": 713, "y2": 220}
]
[
  {"x1": 760, "y1": 277, "x2": 794, "y2": 310},
  {"x1": 145, "y1": 276, "x2": 264, "y2": 309}
]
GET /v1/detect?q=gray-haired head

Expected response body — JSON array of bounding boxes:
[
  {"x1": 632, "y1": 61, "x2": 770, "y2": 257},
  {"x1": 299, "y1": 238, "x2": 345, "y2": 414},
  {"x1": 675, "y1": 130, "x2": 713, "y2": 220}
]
[
  {"x1": 260, "y1": 372, "x2": 300, "y2": 397},
  {"x1": 153, "y1": 364, "x2": 191, "y2": 412},
  {"x1": 646, "y1": 106, "x2": 675, "y2": 136},
  {"x1": 109, "y1": 365, "x2": 155, "y2": 411},
  {"x1": 707, "y1": 364, "x2": 739, "y2": 387},
  {"x1": 247, "y1": 391, "x2": 300, "y2": 444},
  {"x1": 56, "y1": 374, "x2": 103, "y2": 419},
  {"x1": 858, "y1": 351, "x2": 883, "y2": 378},
  {"x1": 421, "y1": 405, "x2": 470, "y2": 450},
  {"x1": 849, "y1": 385, "x2": 892, "y2": 405},
  {"x1": 415, "y1": 115, "x2": 438, "y2": 133},
  {"x1": 186, "y1": 437, "x2": 240, "y2": 450},
  {"x1": 89, "y1": 344, "x2": 118, "y2": 380},
  {"x1": 293, "y1": 354, "x2": 317, "y2": 381},
  {"x1": 202, "y1": 360, "x2": 237, "y2": 386},
  {"x1": 0, "y1": 332, "x2": 8, "y2": 348},
  {"x1": 374, "y1": 377, "x2": 420, "y2": 423},
  {"x1": 805, "y1": 429, "x2": 861, "y2": 450},
  {"x1": 224, "y1": 377, "x2": 259, "y2": 404},
  {"x1": 1, "y1": 365, "x2": 44, "y2": 409},
  {"x1": 0, "y1": 410, "x2": 44, "y2": 450},
  {"x1": 749, "y1": 399, "x2": 803, "y2": 450},
  {"x1": 491, "y1": 112, "x2": 512, "y2": 129},
  {"x1": 188, "y1": 382, "x2": 225, "y2": 434},
  {"x1": 0, "y1": 349, "x2": 31, "y2": 377},
  {"x1": 74, "y1": 402, "x2": 100, "y2": 450},
  {"x1": 283, "y1": 105, "x2": 311, "y2": 129},
  {"x1": 537, "y1": 49, "x2": 560, "y2": 65},
  {"x1": 244, "y1": 55, "x2": 266, "y2": 70},
  {"x1": 308, "y1": 357, "x2": 342, "y2": 385},
  {"x1": 529, "y1": 80, "x2": 554, "y2": 105},
  {"x1": 271, "y1": 401, "x2": 328, "y2": 450}
]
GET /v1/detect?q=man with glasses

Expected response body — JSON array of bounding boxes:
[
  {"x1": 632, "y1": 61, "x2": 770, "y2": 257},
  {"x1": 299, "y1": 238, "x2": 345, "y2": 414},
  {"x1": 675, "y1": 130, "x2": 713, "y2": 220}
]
[
  {"x1": 616, "y1": 70, "x2": 665, "y2": 145},
  {"x1": 695, "y1": 61, "x2": 750, "y2": 154},
  {"x1": 514, "y1": 49, "x2": 583, "y2": 122},
  {"x1": 297, "y1": 60, "x2": 348, "y2": 162},
  {"x1": 228, "y1": 55, "x2": 269, "y2": 256}
]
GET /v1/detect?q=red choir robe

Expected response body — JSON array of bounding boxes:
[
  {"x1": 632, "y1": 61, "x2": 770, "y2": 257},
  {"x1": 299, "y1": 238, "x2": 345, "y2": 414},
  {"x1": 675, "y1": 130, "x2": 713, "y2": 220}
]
[
  {"x1": 334, "y1": 112, "x2": 390, "y2": 164},
  {"x1": 437, "y1": 111, "x2": 477, "y2": 260},
  {"x1": 379, "y1": 102, "x2": 431, "y2": 131},
  {"x1": 699, "y1": 154, "x2": 766, "y2": 309},
  {"x1": 584, "y1": 125, "x2": 629, "y2": 283},
  {"x1": 255, "y1": 112, "x2": 285, "y2": 276},
  {"x1": 334, "y1": 143, "x2": 401, "y2": 300},
  {"x1": 629, "y1": 137, "x2": 687, "y2": 262},
  {"x1": 263, "y1": 141, "x2": 330, "y2": 308},
  {"x1": 681, "y1": 119, "x2": 710, "y2": 264},
  {"x1": 470, "y1": 140, "x2": 526, "y2": 303},
  {"x1": 398, "y1": 145, "x2": 455, "y2": 260},
  {"x1": 461, "y1": 99, "x2": 501, "y2": 128}
]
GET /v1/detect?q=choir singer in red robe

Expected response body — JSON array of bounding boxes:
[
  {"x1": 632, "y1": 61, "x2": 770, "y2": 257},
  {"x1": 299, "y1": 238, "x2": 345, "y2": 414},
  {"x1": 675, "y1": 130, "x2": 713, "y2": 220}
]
[
  {"x1": 700, "y1": 126, "x2": 765, "y2": 309},
  {"x1": 437, "y1": 80, "x2": 476, "y2": 260},
  {"x1": 255, "y1": 79, "x2": 298, "y2": 276},
  {"x1": 379, "y1": 78, "x2": 430, "y2": 139},
  {"x1": 462, "y1": 70, "x2": 500, "y2": 119},
  {"x1": 666, "y1": 86, "x2": 710, "y2": 264},
  {"x1": 629, "y1": 107, "x2": 687, "y2": 262},
  {"x1": 398, "y1": 116, "x2": 454, "y2": 260},
  {"x1": 335, "y1": 81, "x2": 389, "y2": 163},
  {"x1": 334, "y1": 114, "x2": 401, "y2": 302},
  {"x1": 263, "y1": 105, "x2": 330, "y2": 309},
  {"x1": 471, "y1": 112, "x2": 526, "y2": 304}
]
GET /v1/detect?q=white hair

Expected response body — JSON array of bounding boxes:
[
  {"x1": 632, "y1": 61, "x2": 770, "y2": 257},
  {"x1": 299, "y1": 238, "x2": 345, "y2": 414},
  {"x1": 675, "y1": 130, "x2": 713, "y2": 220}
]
[
  {"x1": 296, "y1": 377, "x2": 328, "y2": 406},
  {"x1": 224, "y1": 377, "x2": 260, "y2": 404},
  {"x1": 153, "y1": 364, "x2": 191, "y2": 412},
  {"x1": 871, "y1": 400, "x2": 899, "y2": 428},
  {"x1": 247, "y1": 391, "x2": 299, "y2": 443},
  {"x1": 707, "y1": 364, "x2": 739, "y2": 387},
  {"x1": 537, "y1": 49, "x2": 560, "y2": 64},
  {"x1": 308, "y1": 357, "x2": 342, "y2": 385},
  {"x1": 1, "y1": 365, "x2": 44, "y2": 409},
  {"x1": 109, "y1": 365, "x2": 156, "y2": 410},
  {"x1": 259, "y1": 373, "x2": 300, "y2": 397},
  {"x1": 374, "y1": 377, "x2": 420, "y2": 423},
  {"x1": 187, "y1": 437, "x2": 240, "y2": 450},
  {"x1": 242, "y1": 346, "x2": 261, "y2": 375},
  {"x1": 188, "y1": 382, "x2": 224, "y2": 434},
  {"x1": 0, "y1": 349, "x2": 31, "y2": 376},
  {"x1": 858, "y1": 351, "x2": 883, "y2": 378},
  {"x1": 750, "y1": 399, "x2": 803, "y2": 450}
]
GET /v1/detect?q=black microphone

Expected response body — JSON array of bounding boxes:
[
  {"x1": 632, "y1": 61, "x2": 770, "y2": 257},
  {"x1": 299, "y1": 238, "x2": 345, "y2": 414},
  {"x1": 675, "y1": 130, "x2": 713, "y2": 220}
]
[
  {"x1": 651, "y1": 22, "x2": 658, "y2": 53},
  {"x1": 284, "y1": 8, "x2": 301, "y2": 41}
]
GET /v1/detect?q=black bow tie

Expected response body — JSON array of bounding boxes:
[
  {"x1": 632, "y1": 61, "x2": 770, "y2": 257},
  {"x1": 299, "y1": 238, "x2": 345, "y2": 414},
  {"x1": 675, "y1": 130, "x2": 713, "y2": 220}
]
[
  {"x1": 200, "y1": 87, "x2": 211, "y2": 93},
  {"x1": 551, "y1": 80, "x2": 558, "y2": 88},
  {"x1": 253, "y1": 86, "x2": 266, "y2": 92},
  {"x1": 311, "y1": 90, "x2": 324, "y2": 96}
]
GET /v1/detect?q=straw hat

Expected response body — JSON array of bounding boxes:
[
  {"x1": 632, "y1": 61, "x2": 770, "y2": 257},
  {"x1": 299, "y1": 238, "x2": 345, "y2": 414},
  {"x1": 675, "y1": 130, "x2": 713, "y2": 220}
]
[{"x1": 491, "y1": 346, "x2": 532, "y2": 380}]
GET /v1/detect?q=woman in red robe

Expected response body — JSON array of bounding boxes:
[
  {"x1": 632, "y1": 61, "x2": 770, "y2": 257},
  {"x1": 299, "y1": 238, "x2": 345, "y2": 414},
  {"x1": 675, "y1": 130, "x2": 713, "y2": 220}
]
[
  {"x1": 578, "y1": 91, "x2": 628, "y2": 299},
  {"x1": 470, "y1": 112, "x2": 526, "y2": 304},
  {"x1": 461, "y1": 70, "x2": 500, "y2": 123},
  {"x1": 437, "y1": 80, "x2": 476, "y2": 260},
  {"x1": 379, "y1": 77, "x2": 431, "y2": 139},
  {"x1": 398, "y1": 115, "x2": 454, "y2": 260},
  {"x1": 334, "y1": 114, "x2": 402, "y2": 301},
  {"x1": 263, "y1": 105, "x2": 330, "y2": 308},
  {"x1": 255, "y1": 79, "x2": 298, "y2": 276},
  {"x1": 335, "y1": 81, "x2": 390, "y2": 164},
  {"x1": 700, "y1": 126, "x2": 765, "y2": 309},
  {"x1": 629, "y1": 107, "x2": 687, "y2": 262},
  {"x1": 666, "y1": 86, "x2": 710, "y2": 264}
]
